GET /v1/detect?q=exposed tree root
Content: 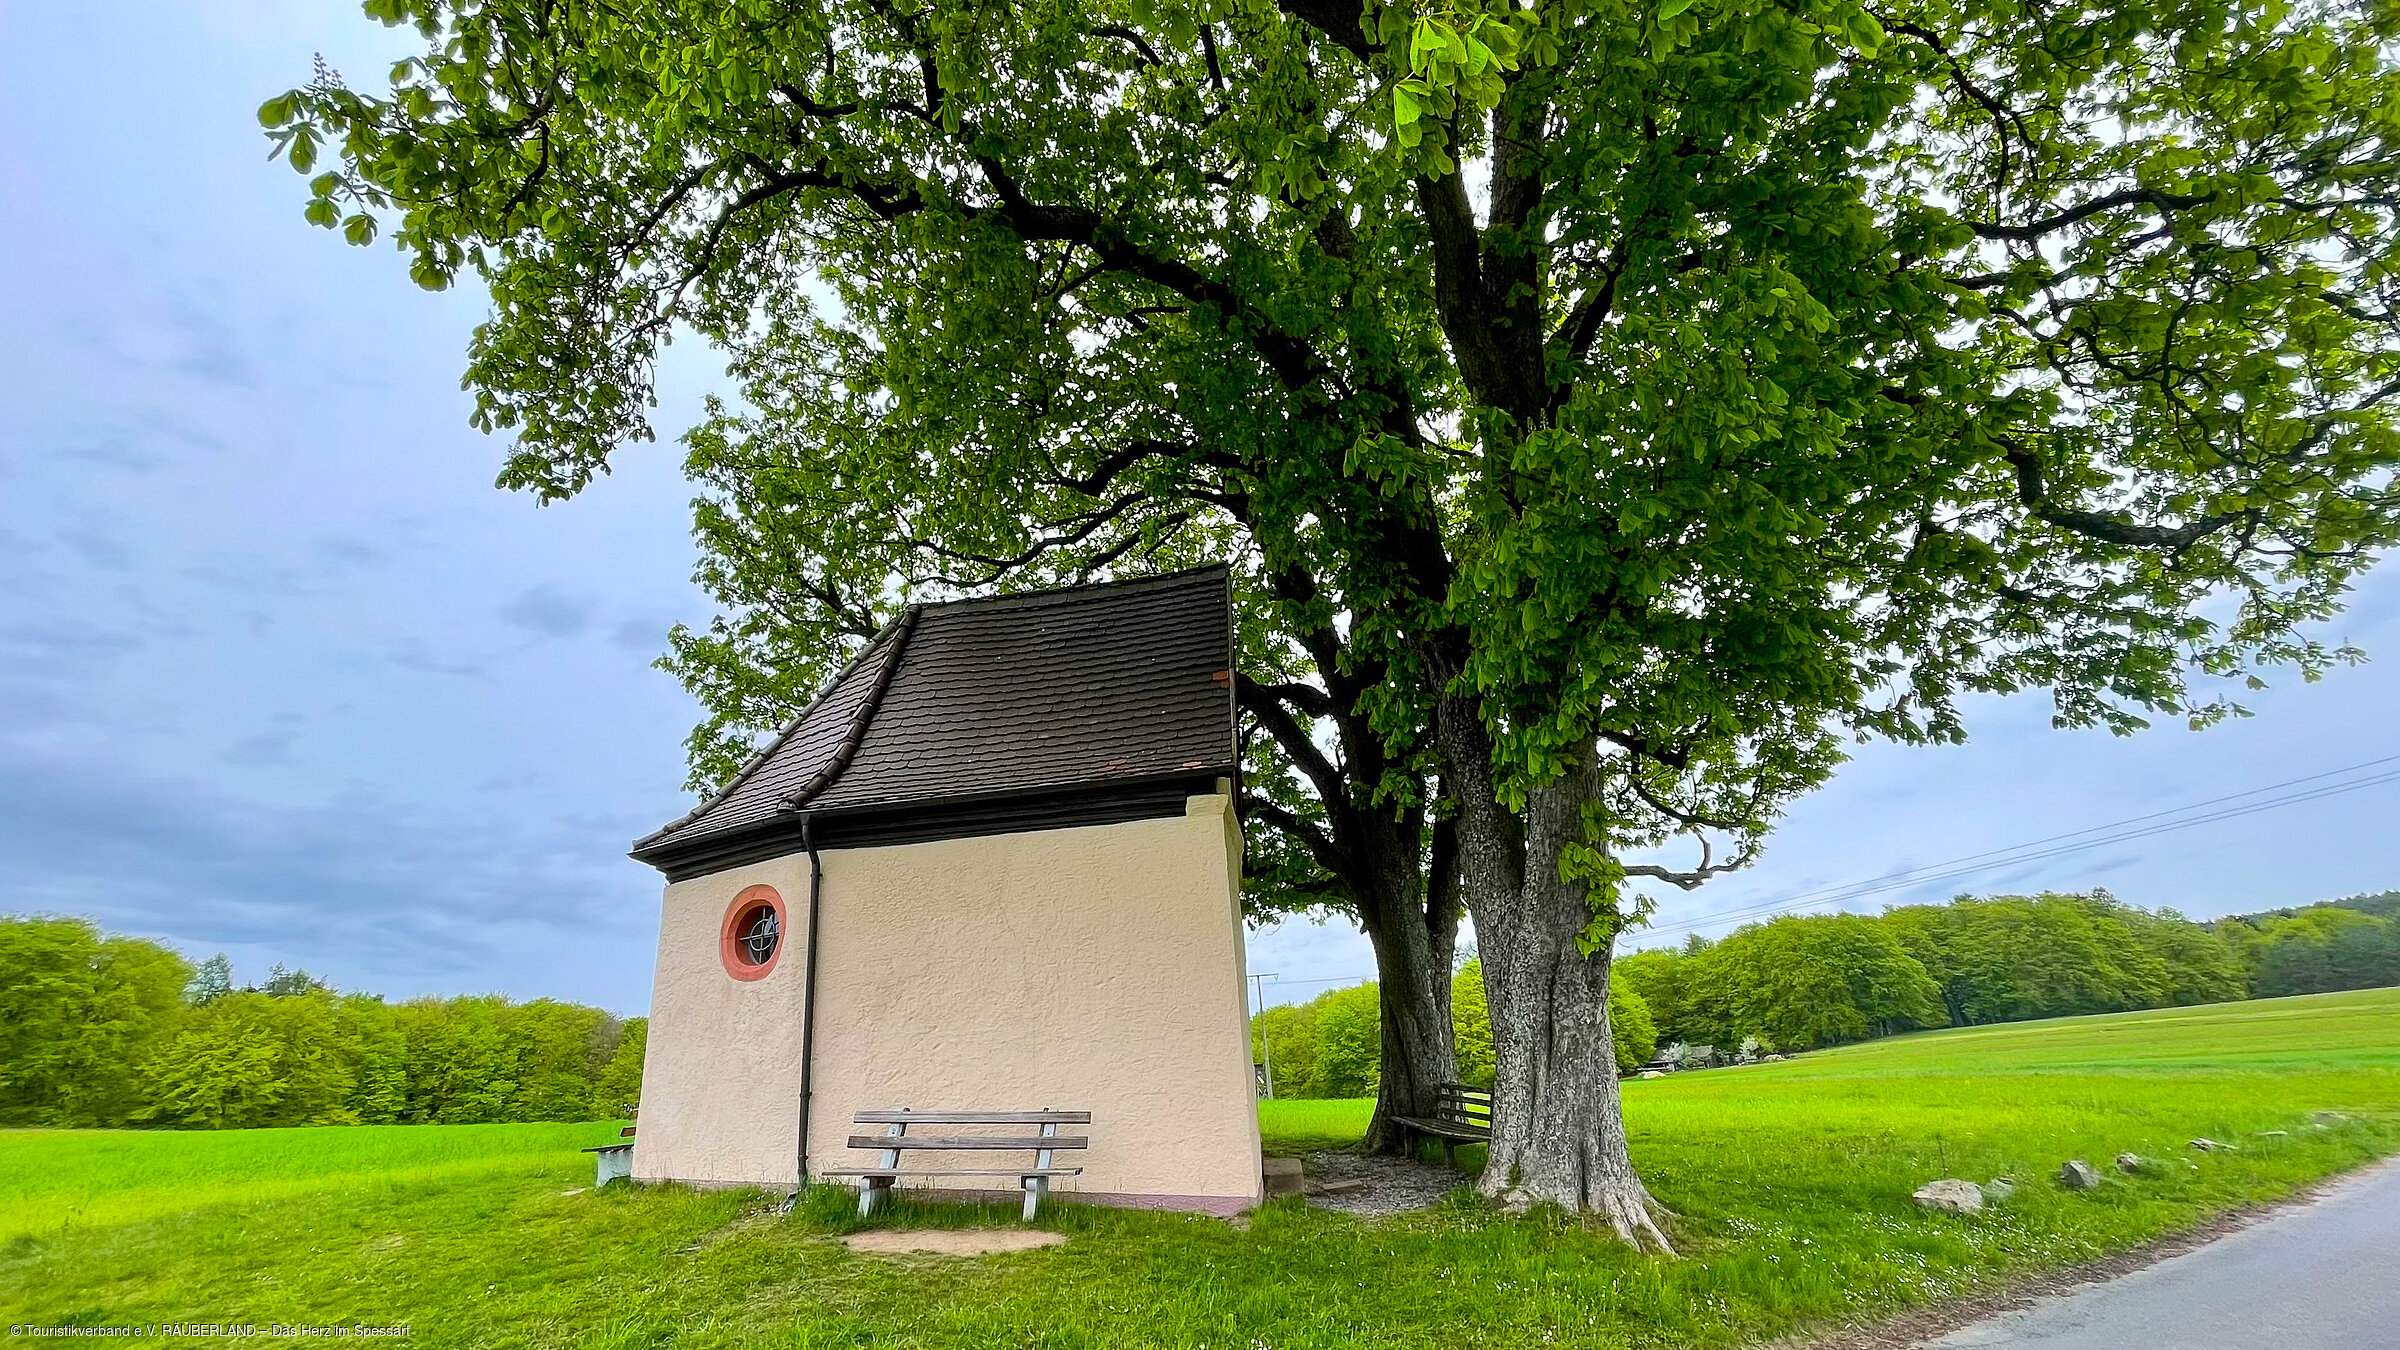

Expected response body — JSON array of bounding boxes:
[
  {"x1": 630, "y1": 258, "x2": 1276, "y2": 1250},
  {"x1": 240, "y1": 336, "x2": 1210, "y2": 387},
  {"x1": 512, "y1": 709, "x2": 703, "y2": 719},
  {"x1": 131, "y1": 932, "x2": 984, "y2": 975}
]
[{"x1": 1481, "y1": 1171, "x2": 1679, "y2": 1254}]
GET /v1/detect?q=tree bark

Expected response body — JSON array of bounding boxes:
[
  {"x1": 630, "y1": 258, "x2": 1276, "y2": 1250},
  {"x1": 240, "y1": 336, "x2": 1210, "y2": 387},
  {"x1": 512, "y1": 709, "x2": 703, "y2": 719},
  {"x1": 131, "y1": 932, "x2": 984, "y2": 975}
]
[
  {"x1": 1434, "y1": 695, "x2": 1674, "y2": 1247},
  {"x1": 1476, "y1": 779, "x2": 1672, "y2": 1246},
  {"x1": 1357, "y1": 819, "x2": 1459, "y2": 1152}
]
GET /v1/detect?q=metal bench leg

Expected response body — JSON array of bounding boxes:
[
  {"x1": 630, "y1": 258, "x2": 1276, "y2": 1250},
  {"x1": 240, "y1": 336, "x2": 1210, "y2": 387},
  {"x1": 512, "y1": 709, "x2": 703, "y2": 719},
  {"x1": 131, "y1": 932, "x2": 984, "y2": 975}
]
[
  {"x1": 1024, "y1": 1117, "x2": 1057, "y2": 1222},
  {"x1": 861, "y1": 1115, "x2": 905, "y2": 1219}
]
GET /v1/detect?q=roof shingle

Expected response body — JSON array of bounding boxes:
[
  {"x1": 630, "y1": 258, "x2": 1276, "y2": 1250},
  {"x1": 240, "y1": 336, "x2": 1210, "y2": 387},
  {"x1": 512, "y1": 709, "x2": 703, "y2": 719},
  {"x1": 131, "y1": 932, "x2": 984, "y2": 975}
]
[{"x1": 635, "y1": 565, "x2": 1235, "y2": 856}]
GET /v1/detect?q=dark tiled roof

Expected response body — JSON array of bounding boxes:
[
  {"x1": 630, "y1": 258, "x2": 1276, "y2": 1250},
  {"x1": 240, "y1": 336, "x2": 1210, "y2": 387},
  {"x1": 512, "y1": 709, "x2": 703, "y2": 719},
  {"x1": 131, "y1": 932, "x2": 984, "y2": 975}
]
[{"x1": 634, "y1": 566, "x2": 1235, "y2": 856}]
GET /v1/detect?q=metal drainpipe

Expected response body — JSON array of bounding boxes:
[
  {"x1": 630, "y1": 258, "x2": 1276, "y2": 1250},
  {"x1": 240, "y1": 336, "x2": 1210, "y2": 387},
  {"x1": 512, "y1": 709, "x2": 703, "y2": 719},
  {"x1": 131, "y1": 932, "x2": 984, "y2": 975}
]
[{"x1": 794, "y1": 813, "x2": 826, "y2": 1197}]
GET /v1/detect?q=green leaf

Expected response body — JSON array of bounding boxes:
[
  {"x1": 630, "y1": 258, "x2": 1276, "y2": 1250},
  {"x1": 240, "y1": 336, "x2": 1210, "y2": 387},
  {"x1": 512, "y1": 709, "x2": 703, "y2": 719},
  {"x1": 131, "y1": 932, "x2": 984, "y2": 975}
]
[{"x1": 1658, "y1": 0, "x2": 1697, "y2": 21}]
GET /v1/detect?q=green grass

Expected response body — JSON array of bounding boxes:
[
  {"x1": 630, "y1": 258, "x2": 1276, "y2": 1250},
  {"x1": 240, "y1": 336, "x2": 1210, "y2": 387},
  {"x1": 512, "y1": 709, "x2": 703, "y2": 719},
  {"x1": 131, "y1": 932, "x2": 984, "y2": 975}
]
[
  {"x1": 4, "y1": 989, "x2": 2396, "y2": 1349},
  {"x1": 0, "y1": 1122, "x2": 617, "y2": 1243}
]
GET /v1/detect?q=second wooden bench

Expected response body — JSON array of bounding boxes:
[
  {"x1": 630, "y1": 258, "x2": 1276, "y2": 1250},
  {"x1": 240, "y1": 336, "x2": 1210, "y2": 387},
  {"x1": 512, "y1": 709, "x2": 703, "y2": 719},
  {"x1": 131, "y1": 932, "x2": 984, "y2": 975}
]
[{"x1": 1390, "y1": 1083, "x2": 1491, "y2": 1168}]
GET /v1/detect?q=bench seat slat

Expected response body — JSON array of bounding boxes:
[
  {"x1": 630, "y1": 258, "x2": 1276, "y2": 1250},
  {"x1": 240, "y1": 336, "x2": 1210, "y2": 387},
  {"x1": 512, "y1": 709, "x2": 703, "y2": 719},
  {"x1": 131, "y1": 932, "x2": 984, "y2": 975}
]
[
  {"x1": 846, "y1": 1134, "x2": 1089, "y2": 1151},
  {"x1": 853, "y1": 1110, "x2": 1091, "y2": 1125},
  {"x1": 1389, "y1": 1114, "x2": 1492, "y2": 1141},
  {"x1": 818, "y1": 1167, "x2": 1085, "y2": 1178}
]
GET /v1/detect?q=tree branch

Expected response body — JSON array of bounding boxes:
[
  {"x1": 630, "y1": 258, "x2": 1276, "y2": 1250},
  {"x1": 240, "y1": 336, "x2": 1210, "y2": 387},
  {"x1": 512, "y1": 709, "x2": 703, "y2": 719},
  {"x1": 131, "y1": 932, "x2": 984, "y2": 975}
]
[
  {"x1": 1622, "y1": 836, "x2": 1757, "y2": 890},
  {"x1": 1237, "y1": 675, "x2": 1349, "y2": 807},
  {"x1": 1241, "y1": 796, "x2": 1348, "y2": 876},
  {"x1": 1270, "y1": 0, "x2": 1377, "y2": 60},
  {"x1": 2002, "y1": 441, "x2": 2250, "y2": 551},
  {"x1": 1969, "y1": 187, "x2": 2213, "y2": 242}
]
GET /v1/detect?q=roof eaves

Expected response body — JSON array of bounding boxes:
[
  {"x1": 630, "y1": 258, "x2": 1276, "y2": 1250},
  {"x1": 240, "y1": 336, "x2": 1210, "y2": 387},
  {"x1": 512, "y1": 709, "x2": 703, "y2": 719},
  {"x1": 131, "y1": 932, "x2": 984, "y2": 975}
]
[{"x1": 628, "y1": 764, "x2": 1235, "y2": 868}]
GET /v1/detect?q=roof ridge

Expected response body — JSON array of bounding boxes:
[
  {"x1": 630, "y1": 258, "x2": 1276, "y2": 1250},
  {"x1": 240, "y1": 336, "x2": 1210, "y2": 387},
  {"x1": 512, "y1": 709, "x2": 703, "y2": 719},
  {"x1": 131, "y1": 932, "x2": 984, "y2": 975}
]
[
  {"x1": 780, "y1": 603, "x2": 924, "y2": 814},
  {"x1": 907, "y1": 562, "x2": 1228, "y2": 614},
  {"x1": 630, "y1": 620, "x2": 904, "y2": 848}
]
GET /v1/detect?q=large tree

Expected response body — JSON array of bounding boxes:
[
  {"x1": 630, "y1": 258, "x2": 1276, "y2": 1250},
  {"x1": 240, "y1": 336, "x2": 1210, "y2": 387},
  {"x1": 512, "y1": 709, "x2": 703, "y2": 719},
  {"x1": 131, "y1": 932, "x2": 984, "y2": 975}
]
[{"x1": 272, "y1": 0, "x2": 2400, "y2": 1242}]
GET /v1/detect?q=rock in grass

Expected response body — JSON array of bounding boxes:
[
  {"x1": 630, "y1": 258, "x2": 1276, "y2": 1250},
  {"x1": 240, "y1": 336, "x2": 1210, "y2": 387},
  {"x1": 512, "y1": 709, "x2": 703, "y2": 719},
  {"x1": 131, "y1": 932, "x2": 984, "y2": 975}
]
[
  {"x1": 2309, "y1": 1111, "x2": 2350, "y2": 1127},
  {"x1": 2189, "y1": 1138, "x2": 2235, "y2": 1152},
  {"x1": 1913, "y1": 1180, "x2": 1984, "y2": 1214},
  {"x1": 2257, "y1": 1130, "x2": 2289, "y2": 1139},
  {"x1": 2059, "y1": 1159, "x2": 2101, "y2": 1190},
  {"x1": 1985, "y1": 1177, "x2": 2017, "y2": 1201},
  {"x1": 1637, "y1": 1070, "x2": 1666, "y2": 1080},
  {"x1": 2115, "y1": 1153, "x2": 2145, "y2": 1174}
]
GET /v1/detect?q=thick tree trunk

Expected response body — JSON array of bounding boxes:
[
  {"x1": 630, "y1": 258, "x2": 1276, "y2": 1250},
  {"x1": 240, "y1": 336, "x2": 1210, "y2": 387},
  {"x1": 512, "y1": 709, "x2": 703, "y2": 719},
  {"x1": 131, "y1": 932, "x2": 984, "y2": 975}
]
[
  {"x1": 1358, "y1": 885, "x2": 1456, "y2": 1154},
  {"x1": 1473, "y1": 858, "x2": 1669, "y2": 1242},
  {"x1": 1436, "y1": 702, "x2": 1673, "y2": 1247},
  {"x1": 1357, "y1": 812, "x2": 1461, "y2": 1155}
]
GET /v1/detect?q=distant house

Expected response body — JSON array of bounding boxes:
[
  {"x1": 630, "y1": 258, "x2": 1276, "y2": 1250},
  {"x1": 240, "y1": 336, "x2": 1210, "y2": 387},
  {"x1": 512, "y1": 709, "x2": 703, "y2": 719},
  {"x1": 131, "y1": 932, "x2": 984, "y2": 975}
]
[{"x1": 626, "y1": 567, "x2": 1261, "y2": 1214}]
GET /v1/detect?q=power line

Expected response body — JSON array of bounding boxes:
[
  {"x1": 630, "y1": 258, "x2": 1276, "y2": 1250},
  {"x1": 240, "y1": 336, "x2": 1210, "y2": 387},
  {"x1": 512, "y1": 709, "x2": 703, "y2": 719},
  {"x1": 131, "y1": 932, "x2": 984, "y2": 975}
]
[
  {"x1": 1262, "y1": 973, "x2": 1373, "y2": 988},
  {"x1": 1640, "y1": 753, "x2": 2400, "y2": 939},
  {"x1": 1758, "y1": 753, "x2": 2393, "y2": 908},
  {"x1": 1244, "y1": 751, "x2": 2400, "y2": 978},
  {"x1": 1645, "y1": 764, "x2": 2400, "y2": 937}
]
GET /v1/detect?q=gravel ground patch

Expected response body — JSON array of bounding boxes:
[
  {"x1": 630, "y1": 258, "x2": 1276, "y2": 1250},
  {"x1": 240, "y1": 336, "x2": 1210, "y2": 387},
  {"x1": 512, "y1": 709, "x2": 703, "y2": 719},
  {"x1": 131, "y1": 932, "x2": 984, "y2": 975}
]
[
  {"x1": 844, "y1": 1229, "x2": 1069, "y2": 1256},
  {"x1": 1301, "y1": 1149, "x2": 1472, "y2": 1216}
]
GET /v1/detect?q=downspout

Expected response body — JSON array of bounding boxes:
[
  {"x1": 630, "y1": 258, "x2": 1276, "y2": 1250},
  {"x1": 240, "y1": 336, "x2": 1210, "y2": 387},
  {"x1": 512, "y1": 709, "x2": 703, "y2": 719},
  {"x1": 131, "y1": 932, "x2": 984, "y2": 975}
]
[
  {"x1": 795, "y1": 812, "x2": 825, "y2": 1196},
  {"x1": 786, "y1": 606, "x2": 917, "y2": 1199}
]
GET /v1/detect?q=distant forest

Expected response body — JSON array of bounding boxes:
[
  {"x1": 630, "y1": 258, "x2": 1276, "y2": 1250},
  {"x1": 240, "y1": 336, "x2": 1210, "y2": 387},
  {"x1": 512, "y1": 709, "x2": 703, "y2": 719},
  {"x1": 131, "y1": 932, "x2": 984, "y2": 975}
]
[
  {"x1": 14, "y1": 889, "x2": 2395, "y2": 1123},
  {"x1": 0, "y1": 916, "x2": 644, "y2": 1130},
  {"x1": 1253, "y1": 890, "x2": 2400, "y2": 1099}
]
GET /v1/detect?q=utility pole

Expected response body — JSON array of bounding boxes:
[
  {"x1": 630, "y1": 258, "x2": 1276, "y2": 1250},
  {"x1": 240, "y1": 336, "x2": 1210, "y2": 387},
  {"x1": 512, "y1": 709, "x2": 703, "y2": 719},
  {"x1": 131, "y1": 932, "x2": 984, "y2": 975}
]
[{"x1": 1248, "y1": 971, "x2": 1278, "y2": 1099}]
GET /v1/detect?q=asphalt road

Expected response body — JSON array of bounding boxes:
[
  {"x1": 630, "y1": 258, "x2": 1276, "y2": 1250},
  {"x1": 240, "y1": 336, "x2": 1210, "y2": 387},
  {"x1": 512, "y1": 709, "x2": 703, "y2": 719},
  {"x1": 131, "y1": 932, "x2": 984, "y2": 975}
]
[{"x1": 1928, "y1": 1156, "x2": 2400, "y2": 1349}]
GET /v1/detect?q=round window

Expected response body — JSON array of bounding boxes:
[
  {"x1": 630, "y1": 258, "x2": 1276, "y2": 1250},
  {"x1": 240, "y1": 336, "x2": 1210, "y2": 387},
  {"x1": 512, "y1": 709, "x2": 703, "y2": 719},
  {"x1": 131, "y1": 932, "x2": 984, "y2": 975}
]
[
  {"x1": 735, "y1": 904, "x2": 780, "y2": 965},
  {"x1": 718, "y1": 886, "x2": 786, "y2": 981}
]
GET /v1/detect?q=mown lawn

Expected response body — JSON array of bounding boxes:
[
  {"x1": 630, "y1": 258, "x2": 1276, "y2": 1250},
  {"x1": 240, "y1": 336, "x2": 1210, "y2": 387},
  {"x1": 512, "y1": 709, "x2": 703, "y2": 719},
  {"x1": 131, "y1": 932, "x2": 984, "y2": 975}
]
[{"x1": 3, "y1": 988, "x2": 2396, "y2": 1349}]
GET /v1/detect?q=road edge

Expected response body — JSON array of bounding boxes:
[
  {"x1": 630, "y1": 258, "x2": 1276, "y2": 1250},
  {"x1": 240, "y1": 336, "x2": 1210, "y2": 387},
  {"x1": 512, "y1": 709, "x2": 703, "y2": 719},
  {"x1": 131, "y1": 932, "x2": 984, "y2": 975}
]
[{"x1": 1780, "y1": 1149, "x2": 2400, "y2": 1350}]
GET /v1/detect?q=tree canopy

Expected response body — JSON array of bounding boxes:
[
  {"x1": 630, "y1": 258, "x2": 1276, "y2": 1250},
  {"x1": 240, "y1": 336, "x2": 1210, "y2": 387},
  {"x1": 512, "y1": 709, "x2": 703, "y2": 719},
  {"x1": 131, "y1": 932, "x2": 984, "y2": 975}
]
[{"x1": 273, "y1": 0, "x2": 2400, "y2": 860}]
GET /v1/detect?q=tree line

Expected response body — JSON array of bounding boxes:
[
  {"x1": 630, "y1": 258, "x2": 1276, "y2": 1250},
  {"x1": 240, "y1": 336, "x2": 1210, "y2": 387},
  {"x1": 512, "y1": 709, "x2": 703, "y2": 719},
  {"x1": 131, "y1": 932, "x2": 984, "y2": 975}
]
[
  {"x1": 1616, "y1": 889, "x2": 2400, "y2": 1053},
  {"x1": 0, "y1": 916, "x2": 644, "y2": 1130},
  {"x1": 1255, "y1": 889, "x2": 2399, "y2": 1091},
  {"x1": 1255, "y1": 956, "x2": 1659, "y2": 1099}
]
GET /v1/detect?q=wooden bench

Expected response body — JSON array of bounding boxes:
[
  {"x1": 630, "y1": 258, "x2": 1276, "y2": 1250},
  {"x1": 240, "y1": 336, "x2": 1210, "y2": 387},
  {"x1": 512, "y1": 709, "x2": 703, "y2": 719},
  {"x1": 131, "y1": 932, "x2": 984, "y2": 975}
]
[
  {"x1": 581, "y1": 1122, "x2": 638, "y2": 1186},
  {"x1": 818, "y1": 1109, "x2": 1090, "y2": 1219},
  {"x1": 1390, "y1": 1083, "x2": 1491, "y2": 1169}
]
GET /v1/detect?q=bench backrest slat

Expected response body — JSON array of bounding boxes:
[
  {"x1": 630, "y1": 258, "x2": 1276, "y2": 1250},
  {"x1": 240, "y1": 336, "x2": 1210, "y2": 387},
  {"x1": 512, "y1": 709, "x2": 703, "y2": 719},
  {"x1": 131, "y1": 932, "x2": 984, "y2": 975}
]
[
  {"x1": 846, "y1": 1134, "x2": 1090, "y2": 1151},
  {"x1": 853, "y1": 1109, "x2": 1091, "y2": 1125},
  {"x1": 1432, "y1": 1083, "x2": 1492, "y2": 1126}
]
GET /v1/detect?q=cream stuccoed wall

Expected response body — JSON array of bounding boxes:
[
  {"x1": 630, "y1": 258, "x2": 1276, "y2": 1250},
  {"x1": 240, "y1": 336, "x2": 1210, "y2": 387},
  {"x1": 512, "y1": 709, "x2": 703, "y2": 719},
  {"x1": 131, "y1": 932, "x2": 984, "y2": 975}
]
[{"x1": 632, "y1": 792, "x2": 1261, "y2": 1213}]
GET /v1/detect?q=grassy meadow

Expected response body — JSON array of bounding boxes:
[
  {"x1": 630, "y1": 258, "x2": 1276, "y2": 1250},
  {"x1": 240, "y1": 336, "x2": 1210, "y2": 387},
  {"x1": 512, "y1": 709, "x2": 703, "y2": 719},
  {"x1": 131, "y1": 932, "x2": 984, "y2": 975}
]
[{"x1": 2, "y1": 988, "x2": 2395, "y2": 1349}]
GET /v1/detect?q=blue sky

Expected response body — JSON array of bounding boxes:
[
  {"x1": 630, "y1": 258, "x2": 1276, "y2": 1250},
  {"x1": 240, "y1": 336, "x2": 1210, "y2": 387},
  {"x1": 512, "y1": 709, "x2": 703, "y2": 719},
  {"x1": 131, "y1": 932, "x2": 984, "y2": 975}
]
[{"x1": 3, "y1": 3, "x2": 2395, "y2": 1016}]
